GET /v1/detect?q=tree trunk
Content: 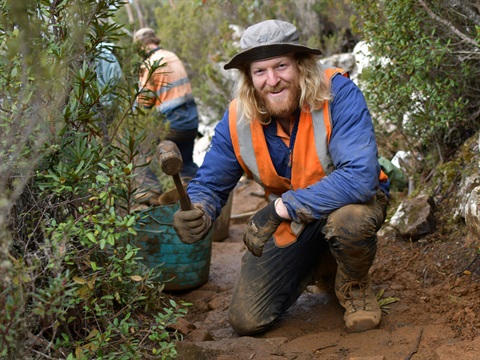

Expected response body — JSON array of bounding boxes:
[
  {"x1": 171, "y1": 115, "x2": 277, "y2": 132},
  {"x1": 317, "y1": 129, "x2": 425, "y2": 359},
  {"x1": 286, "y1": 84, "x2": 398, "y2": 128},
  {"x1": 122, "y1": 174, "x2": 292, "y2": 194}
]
[
  {"x1": 132, "y1": 0, "x2": 145, "y2": 28},
  {"x1": 124, "y1": 2, "x2": 134, "y2": 24}
]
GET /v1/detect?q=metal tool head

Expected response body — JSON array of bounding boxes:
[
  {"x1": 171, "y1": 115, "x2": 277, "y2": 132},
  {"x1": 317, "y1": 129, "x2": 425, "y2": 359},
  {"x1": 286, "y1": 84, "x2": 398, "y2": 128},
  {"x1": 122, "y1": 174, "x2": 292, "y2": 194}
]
[{"x1": 156, "y1": 140, "x2": 183, "y2": 176}]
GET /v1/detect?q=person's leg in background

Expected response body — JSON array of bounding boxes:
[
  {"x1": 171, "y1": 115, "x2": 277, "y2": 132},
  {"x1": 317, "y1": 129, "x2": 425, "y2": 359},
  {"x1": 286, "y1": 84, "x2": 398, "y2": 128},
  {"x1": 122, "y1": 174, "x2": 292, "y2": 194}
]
[{"x1": 165, "y1": 128, "x2": 199, "y2": 180}]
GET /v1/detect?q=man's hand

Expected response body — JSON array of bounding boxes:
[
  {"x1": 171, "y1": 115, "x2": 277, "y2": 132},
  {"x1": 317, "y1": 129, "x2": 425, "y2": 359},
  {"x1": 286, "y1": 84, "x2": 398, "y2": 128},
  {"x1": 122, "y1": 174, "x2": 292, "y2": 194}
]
[
  {"x1": 173, "y1": 206, "x2": 211, "y2": 244},
  {"x1": 243, "y1": 200, "x2": 284, "y2": 257}
]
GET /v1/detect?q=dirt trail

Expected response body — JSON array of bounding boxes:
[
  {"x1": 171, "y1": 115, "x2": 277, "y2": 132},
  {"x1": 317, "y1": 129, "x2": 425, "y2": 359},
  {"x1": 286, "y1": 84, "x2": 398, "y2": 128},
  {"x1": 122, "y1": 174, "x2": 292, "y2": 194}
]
[{"x1": 172, "y1": 179, "x2": 480, "y2": 360}]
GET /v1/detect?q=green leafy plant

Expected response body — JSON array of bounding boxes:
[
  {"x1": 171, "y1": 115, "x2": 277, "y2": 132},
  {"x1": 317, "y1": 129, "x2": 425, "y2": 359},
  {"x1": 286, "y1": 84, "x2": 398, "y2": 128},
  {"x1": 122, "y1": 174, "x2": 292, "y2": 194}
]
[
  {"x1": 376, "y1": 289, "x2": 399, "y2": 314},
  {"x1": 351, "y1": 0, "x2": 479, "y2": 179},
  {"x1": 1, "y1": 1, "x2": 189, "y2": 359}
]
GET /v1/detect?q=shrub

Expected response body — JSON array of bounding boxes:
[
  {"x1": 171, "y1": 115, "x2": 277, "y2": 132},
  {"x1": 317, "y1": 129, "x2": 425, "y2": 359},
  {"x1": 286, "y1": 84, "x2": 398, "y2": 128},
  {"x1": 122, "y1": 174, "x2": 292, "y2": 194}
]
[
  {"x1": 351, "y1": 0, "x2": 480, "y2": 179},
  {"x1": 1, "y1": 1, "x2": 188, "y2": 359}
]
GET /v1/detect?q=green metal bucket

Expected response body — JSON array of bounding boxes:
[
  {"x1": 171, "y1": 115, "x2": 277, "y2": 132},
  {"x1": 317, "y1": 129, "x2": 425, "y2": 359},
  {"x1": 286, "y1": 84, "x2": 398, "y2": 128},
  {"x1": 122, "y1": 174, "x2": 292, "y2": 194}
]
[{"x1": 134, "y1": 203, "x2": 212, "y2": 291}]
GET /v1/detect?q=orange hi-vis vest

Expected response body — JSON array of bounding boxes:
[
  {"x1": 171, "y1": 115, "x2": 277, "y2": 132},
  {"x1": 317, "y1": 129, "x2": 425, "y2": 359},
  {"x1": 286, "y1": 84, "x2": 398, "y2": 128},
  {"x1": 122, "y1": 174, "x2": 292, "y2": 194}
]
[{"x1": 229, "y1": 68, "x2": 388, "y2": 247}]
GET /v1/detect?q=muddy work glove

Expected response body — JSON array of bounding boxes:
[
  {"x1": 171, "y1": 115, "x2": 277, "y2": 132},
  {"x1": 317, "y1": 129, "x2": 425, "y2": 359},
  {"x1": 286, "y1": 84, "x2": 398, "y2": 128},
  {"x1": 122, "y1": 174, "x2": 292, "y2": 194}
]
[
  {"x1": 244, "y1": 200, "x2": 284, "y2": 257},
  {"x1": 173, "y1": 206, "x2": 211, "y2": 244}
]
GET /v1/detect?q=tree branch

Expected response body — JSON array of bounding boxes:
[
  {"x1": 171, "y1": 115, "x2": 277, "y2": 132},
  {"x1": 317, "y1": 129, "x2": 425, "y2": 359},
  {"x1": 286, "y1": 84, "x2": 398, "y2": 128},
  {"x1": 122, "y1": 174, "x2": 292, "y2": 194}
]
[
  {"x1": 418, "y1": 0, "x2": 479, "y2": 47},
  {"x1": 447, "y1": 0, "x2": 480, "y2": 27}
]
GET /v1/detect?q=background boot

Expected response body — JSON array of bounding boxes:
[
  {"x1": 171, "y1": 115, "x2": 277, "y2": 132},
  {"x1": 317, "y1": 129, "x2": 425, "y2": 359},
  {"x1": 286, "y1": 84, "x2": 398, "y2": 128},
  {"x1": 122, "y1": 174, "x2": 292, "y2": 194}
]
[
  {"x1": 334, "y1": 265, "x2": 381, "y2": 332},
  {"x1": 307, "y1": 248, "x2": 337, "y2": 294}
]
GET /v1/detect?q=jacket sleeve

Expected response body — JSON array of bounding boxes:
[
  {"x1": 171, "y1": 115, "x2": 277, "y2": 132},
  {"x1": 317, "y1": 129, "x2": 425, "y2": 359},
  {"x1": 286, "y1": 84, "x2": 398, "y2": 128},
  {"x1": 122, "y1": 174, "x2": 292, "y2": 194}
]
[
  {"x1": 186, "y1": 109, "x2": 244, "y2": 221},
  {"x1": 282, "y1": 74, "x2": 382, "y2": 222}
]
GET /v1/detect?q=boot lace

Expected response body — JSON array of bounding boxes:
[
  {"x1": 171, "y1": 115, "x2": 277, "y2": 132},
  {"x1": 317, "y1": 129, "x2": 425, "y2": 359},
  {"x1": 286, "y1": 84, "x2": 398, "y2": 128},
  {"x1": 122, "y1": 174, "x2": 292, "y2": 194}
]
[{"x1": 338, "y1": 280, "x2": 371, "y2": 312}]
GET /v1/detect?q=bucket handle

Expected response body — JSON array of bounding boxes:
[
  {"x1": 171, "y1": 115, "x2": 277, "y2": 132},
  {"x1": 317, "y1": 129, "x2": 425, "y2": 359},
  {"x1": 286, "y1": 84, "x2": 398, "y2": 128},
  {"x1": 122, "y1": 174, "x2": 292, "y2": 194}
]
[
  {"x1": 137, "y1": 213, "x2": 174, "y2": 227},
  {"x1": 136, "y1": 229, "x2": 166, "y2": 234}
]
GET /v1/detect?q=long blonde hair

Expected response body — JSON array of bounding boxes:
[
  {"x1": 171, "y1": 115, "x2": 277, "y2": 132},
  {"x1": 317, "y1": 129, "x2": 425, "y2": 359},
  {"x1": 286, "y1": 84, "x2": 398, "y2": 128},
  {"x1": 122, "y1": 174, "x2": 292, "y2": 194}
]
[{"x1": 232, "y1": 53, "x2": 331, "y2": 124}]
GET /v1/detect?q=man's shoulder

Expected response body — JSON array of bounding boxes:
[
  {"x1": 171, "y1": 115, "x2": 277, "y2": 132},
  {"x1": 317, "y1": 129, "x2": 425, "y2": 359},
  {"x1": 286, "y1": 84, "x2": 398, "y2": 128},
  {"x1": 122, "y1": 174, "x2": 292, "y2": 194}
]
[
  {"x1": 148, "y1": 48, "x2": 179, "y2": 62},
  {"x1": 330, "y1": 70, "x2": 351, "y2": 85},
  {"x1": 330, "y1": 71, "x2": 357, "y2": 97}
]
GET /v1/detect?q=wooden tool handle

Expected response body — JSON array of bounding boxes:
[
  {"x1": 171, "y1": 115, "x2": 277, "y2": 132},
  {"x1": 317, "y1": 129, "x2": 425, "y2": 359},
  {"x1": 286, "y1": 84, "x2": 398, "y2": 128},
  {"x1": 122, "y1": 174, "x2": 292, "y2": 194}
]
[{"x1": 173, "y1": 174, "x2": 192, "y2": 211}]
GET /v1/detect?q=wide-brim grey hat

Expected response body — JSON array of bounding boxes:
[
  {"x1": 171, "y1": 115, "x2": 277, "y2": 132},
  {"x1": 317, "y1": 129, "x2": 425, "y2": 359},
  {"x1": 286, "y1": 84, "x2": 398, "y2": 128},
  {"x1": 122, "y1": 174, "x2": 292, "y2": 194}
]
[{"x1": 224, "y1": 19, "x2": 322, "y2": 70}]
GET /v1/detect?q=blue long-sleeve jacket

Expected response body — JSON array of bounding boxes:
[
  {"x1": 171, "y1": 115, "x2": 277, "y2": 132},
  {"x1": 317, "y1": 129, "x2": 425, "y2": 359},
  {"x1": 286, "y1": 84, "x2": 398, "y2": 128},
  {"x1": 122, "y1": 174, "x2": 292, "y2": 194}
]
[{"x1": 187, "y1": 73, "x2": 390, "y2": 223}]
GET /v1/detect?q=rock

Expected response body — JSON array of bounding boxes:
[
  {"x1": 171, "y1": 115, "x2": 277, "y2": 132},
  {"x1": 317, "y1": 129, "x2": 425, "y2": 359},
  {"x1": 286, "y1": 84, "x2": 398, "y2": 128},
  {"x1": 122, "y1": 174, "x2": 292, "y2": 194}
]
[
  {"x1": 389, "y1": 283, "x2": 405, "y2": 291},
  {"x1": 319, "y1": 53, "x2": 356, "y2": 74},
  {"x1": 208, "y1": 294, "x2": 230, "y2": 311},
  {"x1": 168, "y1": 317, "x2": 196, "y2": 335},
  {"x1": 184, "y1": 329, "x2": 214, "y2": 342},
  {"x1": 391, "y1": 151, "x2": 413, "y2": 170},
  {"x1": 465, "y1": 185, "x2": 480, "y2": 239},
  {"x1": 455, "y1": 175, "x2": 480, "y2": 220},
  {"x1": 435, "y1": 336, "x2": 480, "y2": 360},
  {"x1": 210, "y1": 326, "x2": 237, "y2": 340},
  {"x1": 351, "y1": 40, "x2": 392, "y2": 83},
  {"x1": 389, "y1": 192, "x2": 436, "y2": 239},
  {"x1": 203, "y1": 309, "x2": 229, "y2": 329},
  {"x1": 454, "y1": 287, "x2": 469, "y2": 296},
  {"x1": 175, "y1": 341, "x2": 209, "y2": 360},
  {"x1": 453, "y1": 133, "x2": 480, "y2": 220},
  {"x1": 186, "y1": 336, "x2": 289, "y2": 360},
  {"x1": 352, "y1": 40, "x2": 370, "y2": 75},
  {"x1": 180, "y1": 290, "x2": 217, "y2": 312}
]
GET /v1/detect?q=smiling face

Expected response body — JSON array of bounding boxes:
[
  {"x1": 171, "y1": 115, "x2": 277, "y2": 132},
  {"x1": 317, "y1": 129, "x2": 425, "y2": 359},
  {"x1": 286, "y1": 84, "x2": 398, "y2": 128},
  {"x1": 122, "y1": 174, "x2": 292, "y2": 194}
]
[{"x1": 250, "y1": 54, "x2": 301, "y2": 119}]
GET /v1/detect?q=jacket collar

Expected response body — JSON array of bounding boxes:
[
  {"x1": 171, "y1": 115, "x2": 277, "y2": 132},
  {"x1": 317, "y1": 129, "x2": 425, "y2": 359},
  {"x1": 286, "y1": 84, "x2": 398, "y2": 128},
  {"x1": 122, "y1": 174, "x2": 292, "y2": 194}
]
[{"x1": 144, "y1": 46, "x2": 163, "y2": 59}]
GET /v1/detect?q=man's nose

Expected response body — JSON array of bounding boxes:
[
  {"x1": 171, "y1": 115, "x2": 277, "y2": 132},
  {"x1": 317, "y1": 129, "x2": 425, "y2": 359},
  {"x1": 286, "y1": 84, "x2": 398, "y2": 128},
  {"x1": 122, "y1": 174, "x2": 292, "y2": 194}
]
[{"x1": 266, "y1": 69, "x2": 280, "y2": 87}]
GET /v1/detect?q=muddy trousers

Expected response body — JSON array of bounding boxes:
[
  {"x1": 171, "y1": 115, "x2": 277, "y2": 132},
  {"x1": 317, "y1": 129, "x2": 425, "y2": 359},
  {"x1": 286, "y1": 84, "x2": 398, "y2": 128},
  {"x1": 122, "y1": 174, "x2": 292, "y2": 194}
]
[{"x1": 228, "y1": 189, "x2": 388, "y2": 335}]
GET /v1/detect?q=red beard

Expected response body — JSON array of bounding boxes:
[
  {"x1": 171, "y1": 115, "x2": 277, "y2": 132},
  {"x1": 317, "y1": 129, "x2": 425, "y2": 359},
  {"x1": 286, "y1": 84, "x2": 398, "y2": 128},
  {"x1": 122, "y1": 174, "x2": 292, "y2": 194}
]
[{"x1": 256, "y1": 81, "x2": 301, "y2": 118}]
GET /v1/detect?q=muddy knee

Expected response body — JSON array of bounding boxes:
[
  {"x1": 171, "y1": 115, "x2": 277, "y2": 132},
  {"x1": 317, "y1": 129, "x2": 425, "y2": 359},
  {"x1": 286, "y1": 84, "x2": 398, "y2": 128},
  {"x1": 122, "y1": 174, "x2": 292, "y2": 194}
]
[
  {"x1": 228, "y1": 304, "x2": 273, "y2": 336},
  {"x1": 322, "y1": 204, "x2": 379, "y2": 279}
]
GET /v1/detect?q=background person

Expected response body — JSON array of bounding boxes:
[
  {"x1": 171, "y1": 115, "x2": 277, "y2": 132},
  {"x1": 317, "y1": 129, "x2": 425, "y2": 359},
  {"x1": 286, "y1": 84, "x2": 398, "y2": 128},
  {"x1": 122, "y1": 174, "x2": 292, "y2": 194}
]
[
  {"x1": 133, "y1": 27, "x2": 199, "y2": 192},
  {"x1": 172, "y1": 19, "x2": 390, "y2": 335},
  {"x1": 93, "y1": 42, "x2": 123, "y2": 145}
]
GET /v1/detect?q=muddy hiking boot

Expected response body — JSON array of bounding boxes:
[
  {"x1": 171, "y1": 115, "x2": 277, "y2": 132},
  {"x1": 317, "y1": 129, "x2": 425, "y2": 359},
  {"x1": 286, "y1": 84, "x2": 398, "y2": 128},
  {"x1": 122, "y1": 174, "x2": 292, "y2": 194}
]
[{"x1": 334, "y1": 265, "x2": 381, "y2": 332}]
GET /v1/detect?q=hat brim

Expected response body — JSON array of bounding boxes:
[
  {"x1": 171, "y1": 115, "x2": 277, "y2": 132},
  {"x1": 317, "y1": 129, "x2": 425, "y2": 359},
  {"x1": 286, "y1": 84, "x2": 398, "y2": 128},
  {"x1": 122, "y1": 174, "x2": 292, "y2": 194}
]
[{"x1": 224, "y1": 43, "x2": 322, "y2": 70}]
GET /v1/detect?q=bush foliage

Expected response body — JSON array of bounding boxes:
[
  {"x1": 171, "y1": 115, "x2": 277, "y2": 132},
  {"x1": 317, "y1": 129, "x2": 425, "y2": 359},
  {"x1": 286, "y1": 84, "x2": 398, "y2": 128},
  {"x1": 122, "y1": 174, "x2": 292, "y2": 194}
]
[
  {"x1": 351, "y1": 0, "x2": 480, "y2": 178},
  {"x1": 1, "y1": 1, "x2": 187, "y2": 359}
]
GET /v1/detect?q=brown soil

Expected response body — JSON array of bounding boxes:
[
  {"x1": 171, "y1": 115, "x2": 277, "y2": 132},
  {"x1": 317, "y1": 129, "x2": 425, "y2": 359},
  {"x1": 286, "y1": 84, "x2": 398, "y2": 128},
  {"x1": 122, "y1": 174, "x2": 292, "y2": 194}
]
[{"x1": 172, "y1": 179, "x2": 480, "y2": 360}]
